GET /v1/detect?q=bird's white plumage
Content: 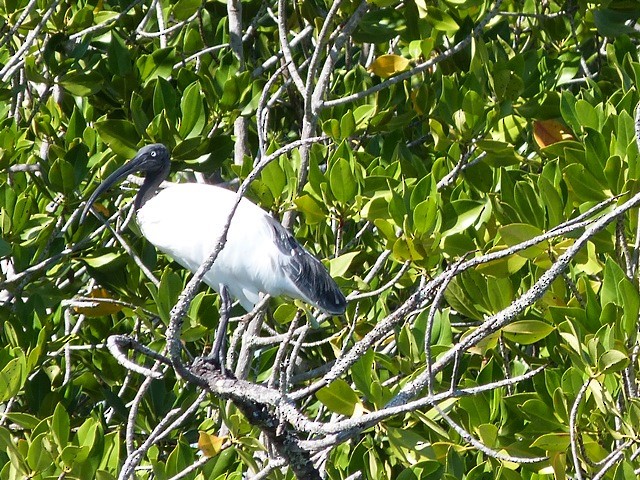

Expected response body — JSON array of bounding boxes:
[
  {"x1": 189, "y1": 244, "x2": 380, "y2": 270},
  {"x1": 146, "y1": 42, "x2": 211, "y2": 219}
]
[
  {"x1": 137, "y1": 183, "x2": 308, "y2": 311},
  {"x1": 81, "y1": 144, "x2": 346, "y2": 315}
]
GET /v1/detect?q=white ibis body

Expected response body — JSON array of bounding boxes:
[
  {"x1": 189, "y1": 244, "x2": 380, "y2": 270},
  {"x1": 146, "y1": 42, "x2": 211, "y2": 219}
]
[{"x1": 80, "y1": 144, "x2": 347, "y2": 315}]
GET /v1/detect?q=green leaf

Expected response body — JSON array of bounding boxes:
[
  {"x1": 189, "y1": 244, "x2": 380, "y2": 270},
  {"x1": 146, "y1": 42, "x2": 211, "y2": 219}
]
[
  {"x1": 583, "y1": 128, "x2": 608, "y2": 185},
  {"x1": 537, "y1": 175, "x2": 564, "y2": 228},
  {"x1": 67, "y1": 106, "x2": 87, "y2": 143},
  {"x1": 476, "y1": 424, "x2": 498, "y2": 448},
  {"x1": 83, "y1": 252, "x2": 122, "y2": 269},
  {"x1": 316, "y1": 379, "x2": 361, "y2": 416},
  {"x1": 48, "y1": 157, "x2": 76, "y2": 195},
  {"x1": 61, "y1": 444, "x2": 91, "y2": 466},
  {"x1": 98, "y1": 431, "x2": 122, "y2": 472},
  {"x1": 601, "y1": 258, "x2": 627, "y2": 308},
  {"x1": 441, "y1": 199, "x2": 486, "y2": 236},
  {"x1": 328, "y1": 251, "x2": 359, "y2": 278},
  {"x1": 260, "y1": 160, "x2": 286, "y2": 199},
  {"x1": 475, "y1": 246, "x2": 528, "y2": 276},
  {"x1": 563, "y1": 164, "x2": 609, "y2": 202},
  {"x1": 619, "y1": 278, "x2": 640, "y2": 337},
  {"x1": 294, "y1": 195, "x2": 326, "y2": 225},
  {"x1": 76, "y1": 417, "x2": 99, "y2": 450},
  {"x1": 598, "y1": 350, "x2": 629, "y2": 374},
  {"x1": 130, "y1": 92, "x2": 149, "y2": 137},
  {"x1": 459, "y1": 394, "x2": 490, "y2": 425},
  {"x1": 107, "y1": 32, "x2": 132, "y2": 76},
  {"x1": 152, "y1": 269, "x2": 183, "y2": 325},
  {"x1": 136, "y1": 47, "x2": 176, "y2": 83},
  {"x1": 560, "y1": 90, "x2": 580, "y2": 134},
  {"x1": 351, "y1": 350, "x2": 374, "y2": 402},
  {"x1": 96, "y1": 471, "x2": 118, "y2": 480},
  {"x1": 530, "y1": 433, "x2": 571, "y2": 451},
  {"x1": 486, "y1": 277, "x2": 514, "y2": 312},
  {"x1": 220, "y1": 71, "x2": 251, "y2": 110},
  {"x1": 179, "y1": 81, "x2": 205, "y2": 139},
  {"x1": 593, "y1": 8, "x2": 640, "y2": 37},
  {"x1": 59, "y1": 70, "x2": 103, "y2": 96},
  {"x1": 423, "y1": 6, "x2": 459, "y2": 32},
  {"x1": 94, "y1": 119, "x2": 139, "y2": 157},
  {"x1": 502, "y1": 320, "x2": 555, "y2": 345},
  {"x1": 519, "y1": 399, "x2": 565, "y2": 431},
  {"x1": 322, "y1": 118, "x2": 340, "y2": 139},
  {"x1": 514, "y1": 181, "x2": 545, "y2": 228},
  {"x1": 340, "y1": 110, "x2": 356, "y2": 138},
  {"x1": 11, "y1": 195, "x2": 33, "y2": 234},
  {"x1": 444, "y1": 276, "x2": 484, "y2": 321},
  {"x1": 0, "y1": 413, "x2": 40, "y2": 429},
  {"x1": 68, "y1": 6, "x2": 94, "y2": 30},
  {"x1": 329, "y1": 157, "x2": 357, "y2": 204},
  {"x1": 0, "y1": 355, "x2": 26, "y2": 402},
  {"x1": 353, "y1": 9, "x2": 405, "y2": 43},
  {"x1": 51, "y1": 403, "x2": 70, "y2": 450},
  {"x1": 362, "y1": 191, "x2": 392, "y2": 220},
  {"x1": 412, "y1": 196, "x2": 438, "y2": 235},
  {"x1": 498, "y1": 223, "x2": 547, "y2": 259},
  {"x1": 81, "y1": 252, "x2": 129, "y2": 296},
  {"x1": 27, "y1": 433, "x2": 54, "y2": 471},
  {"x1": 172, "y1": 0, "x2": 201, "y2": 20},
  {"x1": 153, "y1": 76, "x2": 178, "y2": 123}
]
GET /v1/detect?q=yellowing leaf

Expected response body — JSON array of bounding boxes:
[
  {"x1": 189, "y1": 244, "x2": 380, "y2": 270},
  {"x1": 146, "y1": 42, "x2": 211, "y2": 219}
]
[
  {"x1": 92, "y1": 203, "x2": 111, "y2": 217},
  {"x1": 73, "y1": 288, "x2": 124, "y2": 317},
  {"x1": 198, "y1": 431, "x2": 226, "y2": 457},
  {"x1": 368, "y1": 54, "x2": 410, "y2": 78},
  {"x1": 533, "y1": 119, "x2": 574, "y2": 148}
]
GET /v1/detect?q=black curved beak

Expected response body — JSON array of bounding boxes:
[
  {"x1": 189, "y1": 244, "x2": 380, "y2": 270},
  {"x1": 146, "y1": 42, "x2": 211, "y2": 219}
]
[{"x1": 80, "y1": 155, "x2": 144, "y2": 223}]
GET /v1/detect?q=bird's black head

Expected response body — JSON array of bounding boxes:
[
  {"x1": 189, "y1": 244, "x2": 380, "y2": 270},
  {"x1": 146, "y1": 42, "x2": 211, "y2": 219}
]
[
  {"x1": 80, "y1": 143, "x2": 171, "y2": 222},
  {"x1": 130, "y1": 143, "x2": 171, "y2": 174}
]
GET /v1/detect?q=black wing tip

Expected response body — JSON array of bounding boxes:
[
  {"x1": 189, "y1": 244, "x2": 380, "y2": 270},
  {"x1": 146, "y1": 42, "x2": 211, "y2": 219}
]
[
  {"x1": 288, "y1": 246, "x2": 348, "y2": 315},
  {"x1": 317, "y1": 291, "x2": 347, "y2": 315},
  {"x1": 270, "y1": 218, "x2": 348, "y2": 315}
]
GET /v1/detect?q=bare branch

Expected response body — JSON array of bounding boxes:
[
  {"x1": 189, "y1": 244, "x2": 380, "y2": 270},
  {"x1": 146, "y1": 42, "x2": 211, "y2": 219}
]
[{"x1": 276, "y1": 0, "x2": 306, "y2": 95}]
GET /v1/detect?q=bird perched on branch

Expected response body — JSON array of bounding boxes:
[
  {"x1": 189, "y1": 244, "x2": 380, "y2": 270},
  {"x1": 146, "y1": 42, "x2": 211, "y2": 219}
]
[{"x1": 80, "y1": 144, "x2": 347, "y2": 315}]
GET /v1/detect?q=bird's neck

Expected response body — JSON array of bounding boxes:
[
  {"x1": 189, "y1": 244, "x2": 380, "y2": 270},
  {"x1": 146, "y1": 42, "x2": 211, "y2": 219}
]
[{"x1": 135, "y1": 167, "x2": 169, "y2": 210}]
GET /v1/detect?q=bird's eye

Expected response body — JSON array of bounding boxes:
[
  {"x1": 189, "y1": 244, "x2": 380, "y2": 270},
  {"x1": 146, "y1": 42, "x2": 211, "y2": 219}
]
[{"x1": 151, "y1": 151, "x2": 156, "y2": 157}]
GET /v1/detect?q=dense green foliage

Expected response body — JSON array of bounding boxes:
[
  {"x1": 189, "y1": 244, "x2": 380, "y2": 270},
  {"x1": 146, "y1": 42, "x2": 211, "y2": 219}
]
[{"x1": 2, "y1": 0, "x2": 640, "y2": 478}]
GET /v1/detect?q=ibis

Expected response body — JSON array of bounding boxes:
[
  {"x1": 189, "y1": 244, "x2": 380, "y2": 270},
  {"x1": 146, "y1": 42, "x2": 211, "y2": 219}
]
[{"x1": 80, "y1": 144, "x2": 347, "y2": 315}]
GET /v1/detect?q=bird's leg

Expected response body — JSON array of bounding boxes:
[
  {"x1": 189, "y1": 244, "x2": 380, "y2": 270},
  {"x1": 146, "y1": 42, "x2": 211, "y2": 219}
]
[{"x1": 206, "y1": 285, "x2": 231, "y2": 375}]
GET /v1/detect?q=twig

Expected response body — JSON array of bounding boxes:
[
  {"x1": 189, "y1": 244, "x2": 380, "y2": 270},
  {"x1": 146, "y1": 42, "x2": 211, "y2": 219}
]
[
  {"x1": 247, "y1": 458, "x2": 287, "y2": 480},
  {"x1": 433, "y1": 402, "x2": 546, "y2": 463},
  {"x1": 570, "y1": 377, "x2": 591, "y2": 480},
  {"x1": 348, "y1": 261, "x2": 410, "y2": 301},
  {"x1": 106, "y1": 335, "x2": 169, "y2": 379}
]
